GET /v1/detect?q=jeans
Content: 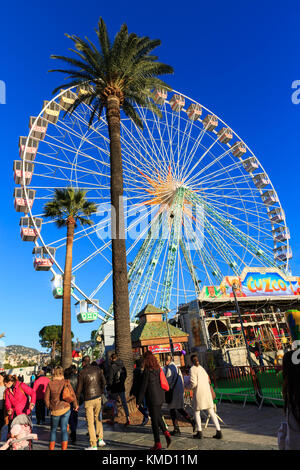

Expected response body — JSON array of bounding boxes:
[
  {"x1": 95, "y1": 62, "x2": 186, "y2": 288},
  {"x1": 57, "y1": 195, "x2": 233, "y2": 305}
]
[
  {"x1": 111, "y1": 392, "x2": 129, "y2": 418},
  {"x1": 138, "y1": 398, "x2": 149, "y2": 418},
  {"x1": 50, "y1": 409, "x2": 71, "y2": 442}
]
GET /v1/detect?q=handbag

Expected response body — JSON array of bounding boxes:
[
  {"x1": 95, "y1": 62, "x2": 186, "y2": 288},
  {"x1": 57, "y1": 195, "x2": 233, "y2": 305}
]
[
  {"x1": 159, "y1": 369, "x2": 169, "y2": 392},
  {"x1": 61, "y1": 380, "x2": 75, "y2": 404},
  {"x1": 165, "y1": 371, "x2": 179, "y2": 404}
]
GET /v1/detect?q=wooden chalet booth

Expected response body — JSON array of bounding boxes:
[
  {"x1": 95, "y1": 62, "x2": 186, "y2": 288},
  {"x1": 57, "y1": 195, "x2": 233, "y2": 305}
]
[{"x1": 131, "y1": 304, "x2": 189, "y2": 367}]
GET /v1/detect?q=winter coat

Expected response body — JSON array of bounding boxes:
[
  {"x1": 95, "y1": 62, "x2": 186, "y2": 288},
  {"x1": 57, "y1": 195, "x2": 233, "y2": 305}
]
[
  {"x1": 5, "y1": 382, "x2": 36, "y2": 417},
  {"x1": 137, "y1": 368, "x2": 165, "y2": 408},
  {"x1": 107, "y1": 359, "x2": 127, "y2": 394},
  {"x1": 130, "y1": 368, "x2": 143, "y2": 399},
  {"x1": 76, "y1": 365, "x2": 106, "y2": 402},
  {"x1": 163, "y1": 362, "x2": 184, "y2": 410},
  {"x1": 45, "y1": 379, "x2": 77, "y2": 416},
  {"x1": 32, "y1": 376, "x2": 50, "y2": 401},
  {"x1": 190, "y1": 364, "x2": 214, "y2": 411}
]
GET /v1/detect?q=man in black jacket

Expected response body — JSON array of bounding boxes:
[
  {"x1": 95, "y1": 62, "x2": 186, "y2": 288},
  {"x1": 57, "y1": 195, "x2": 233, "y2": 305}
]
[
  {"x1": 107, "y1": 353, "x2": 130, "y2": 426},
  {"x1": 76, "y1": 356, "x2": 106, "y2": 450}
]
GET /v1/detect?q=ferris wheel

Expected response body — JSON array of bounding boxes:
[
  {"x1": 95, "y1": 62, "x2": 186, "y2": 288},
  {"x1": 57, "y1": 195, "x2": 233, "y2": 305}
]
[{"x1": 14, "y1": 85, "x2": 292, "y2": 329}]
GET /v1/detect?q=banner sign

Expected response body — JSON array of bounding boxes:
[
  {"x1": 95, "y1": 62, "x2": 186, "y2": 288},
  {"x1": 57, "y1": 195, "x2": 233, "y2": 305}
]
[
  {"x1": 201, "y1": 267, "x2": 300, "y2": 300},
  {"x1": 148, "y1": 343, "x2": 182, "y2": 354}
]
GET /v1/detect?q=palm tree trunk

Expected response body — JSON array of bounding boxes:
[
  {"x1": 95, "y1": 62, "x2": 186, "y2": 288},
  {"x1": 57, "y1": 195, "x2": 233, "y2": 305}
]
[
  {"x1": 51, "y1": 340, "x2": 56, "y2": 363},
  {"x1": 106, "y1": 95, "x2": 133, "y2": 394},
  {"x1": 61, "y1": 217, "x2": 75, "y2": 370}
]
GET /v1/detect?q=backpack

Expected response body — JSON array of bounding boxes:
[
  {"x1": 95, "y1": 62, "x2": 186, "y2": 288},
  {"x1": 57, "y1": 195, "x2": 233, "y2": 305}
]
[{"x1": 113, "y1": 366, "x2": 126, "y2": 386}]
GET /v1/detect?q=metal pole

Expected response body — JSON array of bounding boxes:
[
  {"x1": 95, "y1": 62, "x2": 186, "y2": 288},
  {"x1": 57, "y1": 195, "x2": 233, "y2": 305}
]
[
  {"x1": 232, "y1": 285, "x2": 253, "y2": 367},
  {"x1": 165, "y1": 310, "x2": 174, "y2": 360}
]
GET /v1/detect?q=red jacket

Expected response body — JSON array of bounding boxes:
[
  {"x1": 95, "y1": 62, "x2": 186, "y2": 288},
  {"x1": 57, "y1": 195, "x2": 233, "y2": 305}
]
[
  {"x1": 5, "y1": 381, "x2": 36, "y2": 417},
  {"x1": 33, "y1": 376, "x2": 50, "y2": 400}
]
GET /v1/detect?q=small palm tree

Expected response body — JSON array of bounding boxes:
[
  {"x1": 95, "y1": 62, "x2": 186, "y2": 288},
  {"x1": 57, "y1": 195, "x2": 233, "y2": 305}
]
[
  {"x1": 43, "y1": 188, "x2": 97, "y2": 369},
  {"x1": 50, "y1": 18, "x2": 174, "y2": 390}
]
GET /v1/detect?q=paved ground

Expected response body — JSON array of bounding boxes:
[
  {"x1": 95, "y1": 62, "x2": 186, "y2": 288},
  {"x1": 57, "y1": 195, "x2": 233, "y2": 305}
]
[{"x1": 1, "y1": 402, "x2": 283, "y2": 451}]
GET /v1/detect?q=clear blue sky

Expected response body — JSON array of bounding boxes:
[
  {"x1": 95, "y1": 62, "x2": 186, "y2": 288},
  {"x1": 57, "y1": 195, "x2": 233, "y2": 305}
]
[{"x1": 1, "y1": 0, "x2": 300, "y2": 351}]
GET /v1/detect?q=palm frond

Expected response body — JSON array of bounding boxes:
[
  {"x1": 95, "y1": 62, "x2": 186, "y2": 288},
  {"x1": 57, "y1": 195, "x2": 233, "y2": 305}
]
[{"x1": 51, "y1": 18, "x2": 174, "y2": 126}]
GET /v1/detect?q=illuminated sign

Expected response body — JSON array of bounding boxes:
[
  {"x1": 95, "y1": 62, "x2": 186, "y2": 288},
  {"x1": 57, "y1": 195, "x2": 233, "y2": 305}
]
[
  {"x1": 201, "y1": 267, "x2": 300, "y2": 300},
  {"x1": 148, "y1": 343, "x2": 182, "y2": 354}
]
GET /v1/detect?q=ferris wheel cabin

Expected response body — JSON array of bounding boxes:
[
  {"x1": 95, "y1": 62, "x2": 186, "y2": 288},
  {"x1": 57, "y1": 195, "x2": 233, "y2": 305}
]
[
  {"x1": 242, "y1": 157, "x2": 259, "y2": 173},
  {"x1": 253, "y1": 173, "x2": 269, "y2": 189},
  {"x1": 13, "y1": 160, "x2": 34, "y2": 185},
  {"x1": 273, "y1": 245, "x2": 292, "y2": 261},
  {"x1": 268, "y1": 207, "x2": 285, "y2": 224},
  {"x1": 32, "y1": 246, "x2": 56, "y2": 271},
  {"x1": 59, "y1": 90, "x2": 77, "y2": 111},
  {"x1": 76, "y1": 299, "x2": 99, "y2": 323},
  {"x1": 272, "y1": 226, "x2": 290, "y2": 243},
  {"x1": 218, "y1": 127, "x2": 233, "y2": 144},
  {"x1": 153, "y1": 88, "x2": 168, "y2": 105},
  {"x1": 19, "y1": 136, "x2": 39, "y2": 161},
  {"x1": 186, "y1": 103, "x2": 202, "y2": 121},
  {"x1": 51, "y1": 274, "x2": 75, "y2": 299},
  {"x1": 203, "y1": 114, "x2": 218, "y2": 131},
  {"x1": 231, "y1": 141, "x2": 247, "y2": 158},
  {"x1": 20, "y1": 217, "x2": 42, "y2": 242},
  {"x1": 261, "y1": 190, "x2": 278, "y2": 206},
  {"x1": 169, "y1": 94, "x2": 185, "y2": 112},
  {"x1": 43, "y1": 101, "x2": 60, "y2": 124},
  {"x1": 29, "y1": 117, "x2": 48, "y2": 141},
  {"x1": 14, "y1": 188, "x2": 36, "y2": 213}
]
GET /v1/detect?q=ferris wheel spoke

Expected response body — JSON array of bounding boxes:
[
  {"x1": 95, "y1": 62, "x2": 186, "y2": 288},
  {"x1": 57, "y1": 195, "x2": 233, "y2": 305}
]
[
  {"x1": 35, "y1": 151, "x2": 110, "y2": 181},
  {"x1": 120, "y1": 120, "x2": 169, "y2": 180},
  {"x1": 206, "y1": 207, "x2": 276, "y2": 265},
  {"x1": 31, "y1": 172, "x2": 109, "y2": 189},
  {"x1": 150, "y1": 110, "x2": 175, "y2": 176},
  {"x1": 203, "y1": 192, "x2": 273, "y2": 211},
  {"x1": 183, "y1": 134, "x2": 223, "y2": 185},
  {"x1": 178, "y1": 120, "x2": 196, "y2": 182},
  {"x1": 136, "y1": 107, "x2": 168, "y2": 171},
  {"x1": 203, "y1": 195, "x2": 274, "y2": 226},
  {"x1": 184, "y1": 144, "x2": 237, "y2": 188},
  {"x1": 183, "y1": 217, "x2": 219, "y2": 284}
]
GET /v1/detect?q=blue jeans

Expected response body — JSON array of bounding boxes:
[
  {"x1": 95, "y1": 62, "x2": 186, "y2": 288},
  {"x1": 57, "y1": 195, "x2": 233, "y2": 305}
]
[
  {"x1": 50, "y1": 409, "x2": 71, "y2": 442},
  {"x1": 111, "y1": 392, "x2": 129, "y2": 418}
]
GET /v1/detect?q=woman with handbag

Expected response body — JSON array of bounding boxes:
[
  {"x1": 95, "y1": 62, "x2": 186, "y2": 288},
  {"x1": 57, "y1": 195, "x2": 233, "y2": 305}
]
[
  {"x1": 137, "y1": 351, "x2": 172, "y2": 450},
  {"x1": 189, "y1": 355, "x2": 222, "y2": 440},
  {"x1": 44, "y1": 366, "x2": 78, "y2": 450},
  {"x1": 163, "y1": 355, "x2": 195, "y2": 436}
]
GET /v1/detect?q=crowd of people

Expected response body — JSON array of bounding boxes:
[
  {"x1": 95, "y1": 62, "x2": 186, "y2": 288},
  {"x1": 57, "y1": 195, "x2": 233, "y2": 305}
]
[{"x1": 0, "y1": 348, "x2": 299, "y2": 450}]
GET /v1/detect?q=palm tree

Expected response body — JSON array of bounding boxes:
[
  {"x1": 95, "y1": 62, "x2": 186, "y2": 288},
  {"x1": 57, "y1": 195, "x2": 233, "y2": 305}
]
[
  {"x1": 50, "y1": 18, "x2": 174, "y2": 389},
  {"x1": 43, "y1": 188, "x2": 97, "y2": 369}
]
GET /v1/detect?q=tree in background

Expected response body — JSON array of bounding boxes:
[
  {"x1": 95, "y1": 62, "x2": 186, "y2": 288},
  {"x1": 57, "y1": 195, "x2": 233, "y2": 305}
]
[
  {"x1": 50, "y1": 18, "x2": 173, "y2": 391},
  {"x1": 39, "y1": 325, "x2": 74, "y2": 364},
  {"x1": 43, "y1": 188, "x2": 96, "y2": 369}
]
